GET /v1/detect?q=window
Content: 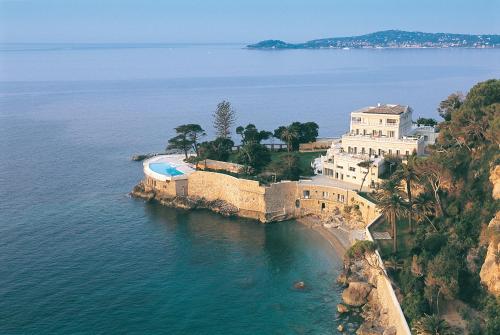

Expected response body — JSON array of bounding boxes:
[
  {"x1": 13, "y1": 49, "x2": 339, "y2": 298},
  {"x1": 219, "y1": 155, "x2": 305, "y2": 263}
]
[
  {"x1": 405, "y1": 150, "x2": 410, "y2": 156},
  {"x1": 388, "y1": 131, "x2": 395, "y2": 137},
  {"x1": 355, "y1": 129, "x2": 359, "y2": 135},
  {"x1": 396, "y1": 150, "x2": 400, "y2": 156},
  {"x1": 387, "y1": 119, "x2": 397, "y2": 124},
  {"x1": 379, "y1": 119, "x2": 383, "y2": 124},
  {"x1": 388, "y1": 149, "x2": 392, "y2": 155},
  {"x1": 336, "y1": 165, "x2": 343, "y2": 169},
  {"x1": 349, "y1": 167, "x2": 356, "y2": 172},
  {"x1": 337, "y1": 194, "x2": 345, "y2": 202},
  {"x1": 303, "y1": 190, "x2": 310, "y2": 199},
  {"x1": 361, "y1": 147, "x2": 366, "y2": 154},
  {"x1": 322, "y1": 191, "x2": 329, "y2": 199}
]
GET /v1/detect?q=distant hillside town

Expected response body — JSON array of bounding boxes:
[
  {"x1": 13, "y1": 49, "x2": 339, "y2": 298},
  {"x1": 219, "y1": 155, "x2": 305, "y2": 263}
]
[{"x1": 247, "y1": 30, "x2": 500, "y2": 49}]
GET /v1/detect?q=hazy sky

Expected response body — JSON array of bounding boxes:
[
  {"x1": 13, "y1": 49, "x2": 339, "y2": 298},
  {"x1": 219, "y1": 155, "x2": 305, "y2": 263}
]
[{"x1": 1, "y1": 0, "x2": 499, "y2": 43}]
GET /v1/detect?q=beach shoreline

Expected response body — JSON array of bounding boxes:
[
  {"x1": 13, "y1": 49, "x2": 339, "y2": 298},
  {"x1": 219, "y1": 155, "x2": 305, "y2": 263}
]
[{"x1": 296, "y1": 216, "x2": 350, "y2": 257}]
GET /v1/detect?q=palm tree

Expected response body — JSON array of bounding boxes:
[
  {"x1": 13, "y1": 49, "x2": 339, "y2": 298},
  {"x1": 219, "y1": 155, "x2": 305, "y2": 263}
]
[
  {"x1": 376, "y1": 179, "x2": 407, "y2": 253},
  {"x1": 393, "y1": 154, "x2": 419, "y2": 233},
  {"x1": 412, "y1": 193, "x2": 438, "y2": 232},
  {"x1": 412, "y1": 314, "x2": 452, "y2": 335},
  {"x1": 358, "y1": 159, "x2": 374, "y2": 192},
  {"x1": 279, "y1": 126, "x2": 298, "y2": 152}
]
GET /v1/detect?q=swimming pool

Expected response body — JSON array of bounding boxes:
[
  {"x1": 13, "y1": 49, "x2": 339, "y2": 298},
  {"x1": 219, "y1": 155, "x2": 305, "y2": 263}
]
[{"x1": 148, "y1": 162, "x2": 184, "y2": 177}]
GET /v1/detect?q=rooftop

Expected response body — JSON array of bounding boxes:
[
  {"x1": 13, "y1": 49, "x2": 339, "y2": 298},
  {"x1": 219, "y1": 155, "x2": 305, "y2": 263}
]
[{"x1": 356, "y1": 104, "x2": 408, "y2": 115}]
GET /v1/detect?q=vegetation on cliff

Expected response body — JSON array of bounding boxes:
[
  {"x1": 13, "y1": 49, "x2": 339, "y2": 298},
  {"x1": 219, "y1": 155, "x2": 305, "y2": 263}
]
[{"x1": 371, "y1": 79, "x2": 499, "y2": 334}]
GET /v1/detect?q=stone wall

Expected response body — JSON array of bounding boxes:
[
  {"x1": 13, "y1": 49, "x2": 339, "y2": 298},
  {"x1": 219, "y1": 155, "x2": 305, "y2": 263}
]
[
  {"x1": 186, "y1": 171, "x2": 267, "y2": 221},
  {"x1": 366, "y1": 216, "x2": 412, "y2": 335},
  {"x1": 196, "y1": 159, "x2": 244, "y2": 174},
  {"x1": 143, "y1": 170, "x2": 379, "y2": 224}
]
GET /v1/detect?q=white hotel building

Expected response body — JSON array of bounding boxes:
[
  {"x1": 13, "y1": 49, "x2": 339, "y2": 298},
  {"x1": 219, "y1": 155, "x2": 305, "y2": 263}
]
[{"x1": 321, "y1": 104, "x2": 437, "y2": 189}]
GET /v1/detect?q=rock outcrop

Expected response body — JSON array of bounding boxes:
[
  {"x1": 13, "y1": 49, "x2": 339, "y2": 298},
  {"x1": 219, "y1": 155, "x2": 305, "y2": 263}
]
[
  {"x1": 480, "y1": 212, "x2": 500, "y2": 296},
  {"x1": 130, "y1": 182, "x2": 239, "y2": 217},
  {"x1": 479, "y1": 166, "x2": 500, "y2": 296},
  {"x1": 342, "y1": 281, "x2": 373, "y2": 306}
]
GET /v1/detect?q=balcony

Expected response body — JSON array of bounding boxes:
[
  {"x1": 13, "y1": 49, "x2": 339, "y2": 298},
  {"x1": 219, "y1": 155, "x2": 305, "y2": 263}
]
[{"x1": 342, "y1": 133, "x2": 423, "y2": 144}]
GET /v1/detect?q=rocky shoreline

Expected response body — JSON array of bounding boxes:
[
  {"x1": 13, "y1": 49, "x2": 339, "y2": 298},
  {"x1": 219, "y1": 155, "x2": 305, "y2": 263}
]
[
  {"x1": 130, "y1": 181, "x2": 239, "y2": 217},
  {"x1": 336, "y1": 255, "x2": 395, "y2": 335}
]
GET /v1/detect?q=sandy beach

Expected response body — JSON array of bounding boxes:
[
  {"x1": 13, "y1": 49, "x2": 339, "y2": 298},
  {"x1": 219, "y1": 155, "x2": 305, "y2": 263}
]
[{"x1": 297, "y1": 216, "x2": 350, "y2": 257}]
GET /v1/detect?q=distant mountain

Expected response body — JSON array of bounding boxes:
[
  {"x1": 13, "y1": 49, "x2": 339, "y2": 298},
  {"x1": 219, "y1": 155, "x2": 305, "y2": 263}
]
[{"x1": 247, "y1": 30, "x2": 500, "y2": 49}]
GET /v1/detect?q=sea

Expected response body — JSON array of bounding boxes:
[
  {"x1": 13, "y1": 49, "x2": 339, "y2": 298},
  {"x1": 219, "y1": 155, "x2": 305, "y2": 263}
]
[{"x1": 0, "y1": 43, "x2": 499, "y2": 334}]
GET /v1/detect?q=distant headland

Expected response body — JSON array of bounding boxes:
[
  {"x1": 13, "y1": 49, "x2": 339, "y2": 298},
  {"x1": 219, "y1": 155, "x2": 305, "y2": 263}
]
[{"x1": 247, "y1": 30, "x2": 500, "y2": 49}]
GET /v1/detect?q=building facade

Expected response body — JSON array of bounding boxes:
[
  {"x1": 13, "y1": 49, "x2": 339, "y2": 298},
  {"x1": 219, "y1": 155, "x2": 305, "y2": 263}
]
[{"x1": 322, "y1": 104, "x2": 436, "y2": 188}]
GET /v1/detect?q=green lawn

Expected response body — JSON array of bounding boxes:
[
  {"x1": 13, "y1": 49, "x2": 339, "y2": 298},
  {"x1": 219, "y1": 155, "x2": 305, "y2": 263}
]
[
  {"x1": 228, "y1": 150, "x2": 325, "y2": 177},
  {"x1": 269, "y1": 150, "x2": 325, "y2": 176},
  {"x1": 370, "y1": 217, "x2": 414, "y2": 259}
]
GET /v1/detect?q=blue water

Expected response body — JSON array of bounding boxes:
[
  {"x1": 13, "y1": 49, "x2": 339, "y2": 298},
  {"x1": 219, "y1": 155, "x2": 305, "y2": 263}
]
[
  {"x1": 1, "y1": 43, "x2": 499, "y2": 334},
  {"x1": 149, "y1": 162, "x2": 184, "y2": 177}
]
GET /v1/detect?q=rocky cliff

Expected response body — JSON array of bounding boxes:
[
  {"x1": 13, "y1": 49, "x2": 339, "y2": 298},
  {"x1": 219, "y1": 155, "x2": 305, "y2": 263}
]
[{"x1": 480, "y1": 166, "x2": 500, "y2": 296}]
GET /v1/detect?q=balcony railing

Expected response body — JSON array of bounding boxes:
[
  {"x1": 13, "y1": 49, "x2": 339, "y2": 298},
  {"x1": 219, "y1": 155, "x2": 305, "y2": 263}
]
[{"x1": 342, "y1": 133, "x2": 423, "y2": 144}]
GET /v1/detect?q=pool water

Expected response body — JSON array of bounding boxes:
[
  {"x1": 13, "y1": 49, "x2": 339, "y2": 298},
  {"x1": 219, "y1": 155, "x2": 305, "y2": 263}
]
[{"x1": 149, "y1": 162, "x2": 184, "y2": 176}]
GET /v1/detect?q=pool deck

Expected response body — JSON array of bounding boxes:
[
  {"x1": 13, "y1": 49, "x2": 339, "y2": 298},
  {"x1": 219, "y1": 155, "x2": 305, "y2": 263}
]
[{"x1": 143, "y1": 155, "x2": 195, "y2": 181}]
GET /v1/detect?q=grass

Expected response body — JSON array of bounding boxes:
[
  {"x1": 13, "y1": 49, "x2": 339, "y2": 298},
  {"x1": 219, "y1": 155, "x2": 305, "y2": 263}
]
[
  {"x1": 371, "y1": 217, "x2": 414, "y2": 259},
  {"x1": 228, "y1": 149, "x2": 325, "y2": 177},
  {"x1": 269, "y1": 150, "x2": 325, "y2": 176}
]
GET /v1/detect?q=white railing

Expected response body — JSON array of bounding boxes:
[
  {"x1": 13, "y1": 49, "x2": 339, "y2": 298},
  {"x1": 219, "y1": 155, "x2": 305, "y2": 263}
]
[{"x1": 343, "y1": 133, "x2": 423, "y2": 144}]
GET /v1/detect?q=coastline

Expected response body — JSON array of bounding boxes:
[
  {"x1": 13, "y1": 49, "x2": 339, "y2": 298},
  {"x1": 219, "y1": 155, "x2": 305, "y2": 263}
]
[{"x1": 296, "y1": 216, "x2": 349, "y2": 257}]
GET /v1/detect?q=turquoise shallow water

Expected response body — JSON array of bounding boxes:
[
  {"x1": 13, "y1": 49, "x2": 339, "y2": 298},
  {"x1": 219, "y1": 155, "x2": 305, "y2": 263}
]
[{"x1": 1, "y1": 44, "x2": 499, "y2": 334}]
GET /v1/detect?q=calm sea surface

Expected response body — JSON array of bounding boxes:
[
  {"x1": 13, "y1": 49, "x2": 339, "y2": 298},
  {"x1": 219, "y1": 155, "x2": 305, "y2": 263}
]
[{"x1": 0, "y1": 44, "x2": 499, "y2": 334}]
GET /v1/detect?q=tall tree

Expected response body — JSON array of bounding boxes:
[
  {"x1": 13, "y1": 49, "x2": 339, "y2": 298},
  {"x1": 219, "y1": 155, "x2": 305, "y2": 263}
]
[
  {"x1": 412, "y1": 193, "x2": 437, "y2": 231},
  {"x1": 376, "y1": 179, "x2": 407, "y2": 253},
  {"x1": 274, "y1": 122, "x2": 319, "y2": 151},
  {"x1": 198, "y1": 137, "x2": 234, "y2": 162},
  {"x1": 236, "y1": 124, "x2": 272, "y2": 144},
  {"x1": 213, "y1": 100, "x2": 236, "y2": 139},
  {"x1": 393, "y1": 154, "x2": 419, "y2": 233},
  {"x1": 357, "y1": 159, "x2": 374, "y2": 192},
  {"x1": 275, "y1": 126, "x2": 298, "y2": 152},
  {"x1": 437, "y1": 92, "x2": 464, "y2": 121},
  {"x1": 167, "y1": 124, "x2": 205, "y2": 159}
]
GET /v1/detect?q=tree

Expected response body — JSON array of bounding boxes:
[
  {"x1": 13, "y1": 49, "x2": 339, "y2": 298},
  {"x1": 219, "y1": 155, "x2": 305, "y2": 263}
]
[
  {"x1": 274, "y1": 122, "x2": 319, "y2": 151},
  {"x1": 412, "y1": 314, "x2": 452, "y2": 335},
  {"x1": 412, "y1": 193, "x2": 437, "y2": 232},
  {"x1": 417, "y1": 159, "x2": 451, "y2": 218},
  {"x1": 167, "y1": 124, "x2": 205, "y2": 159},
  {"x1": 437, "y1": 92, "x2": 464, "y2": 121},
  {"x1": 266, "y1": 153, "x2": 302, "y2": 180},
  {"x1": 424, "y1": 247, "x2": 460, "y2": 314},
  {"x1": 213, "y1": 100, "x2": 236, "y2": 139},
  {"x1": 236, "y1": 142, "x2": 271, "y2": 173},
  {"x1": 198, "y1": 137, "x2": 234, "y2": 161},
  {"x1": 393, "y1": 155, "x2": 419, "y2": 233},
  {"x1": 236, "y1": 124, "x2": 272, "y2": 144},
  {"x1": 275, "y1": 126, "x2": 298, "y2": 152},
  {"x1": 416, "y1": 117, "x2": 438, "y2": 127},
  {"x1": 357, "y1": 159, "x2": 374, "y2": 192},
  {"x1": 376, "y1": 179, "x2": 408, "y2": 253}
]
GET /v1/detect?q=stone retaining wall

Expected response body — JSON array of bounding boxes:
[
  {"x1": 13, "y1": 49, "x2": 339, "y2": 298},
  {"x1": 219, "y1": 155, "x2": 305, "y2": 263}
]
[{"x1": 366, "y1": 216, "x2": 412, "y2": 335}]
